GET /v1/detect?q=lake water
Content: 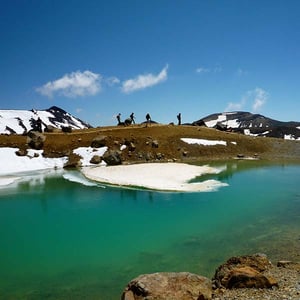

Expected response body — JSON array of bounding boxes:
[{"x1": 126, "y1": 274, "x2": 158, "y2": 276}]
[{"x1": 0, "y1": 161, "x2": 299, "y2": 299}]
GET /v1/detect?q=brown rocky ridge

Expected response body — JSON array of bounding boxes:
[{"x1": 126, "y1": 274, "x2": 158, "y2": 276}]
[{"x1": 1, "y1": 123, "x2": 300, "y2": 165}]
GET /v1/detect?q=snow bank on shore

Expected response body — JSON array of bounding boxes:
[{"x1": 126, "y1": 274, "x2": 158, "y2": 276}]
[
  {"x1": 82, "y1": 163, "x2": 227, "y2": 192},
  {"x1": 0, "y1": 148, "x2": 67, "y2": 176},
  {"x1": 0, "y1": 146, "x2": 227, "y2": 192}
]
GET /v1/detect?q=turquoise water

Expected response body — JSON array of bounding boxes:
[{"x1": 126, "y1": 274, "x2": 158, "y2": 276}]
[{"x1": 0, "y1": 162, "x2": 299, "y2": 299}]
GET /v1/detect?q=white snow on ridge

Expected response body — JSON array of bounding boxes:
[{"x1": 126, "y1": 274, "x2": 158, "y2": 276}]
[
  {"x1": 226, "y1": 119, "x2": 240, "y2": 128},
  {"x1": 0, "y1": 110, "x2": 55, "y2": 134},
  {"x1": 0, "y1": 108, "x2": 87, "y2": 134},
  {"x1": 181, "y1": 138, "x2": 227, "y2": 146},
  {"x1": 205, "y1": 114, "x2": 226, "y2": 128},
  {"x1": 204, "y1": 113, "x2": 240, "y2": 129}
]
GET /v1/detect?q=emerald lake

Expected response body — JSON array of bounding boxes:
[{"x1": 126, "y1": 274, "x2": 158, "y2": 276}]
[{"x1": 0, "y1": 161, "x2": 299, "y2": 299}]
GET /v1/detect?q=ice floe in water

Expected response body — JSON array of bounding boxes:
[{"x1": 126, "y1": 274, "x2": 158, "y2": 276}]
[{"x1": 82, "y1": 163, "x2": 228, "y2": 192}]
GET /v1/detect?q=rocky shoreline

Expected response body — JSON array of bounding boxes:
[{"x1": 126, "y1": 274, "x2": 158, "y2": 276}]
[{"x1": 122, "y1": 254, "x2": 300, "y2": 300}]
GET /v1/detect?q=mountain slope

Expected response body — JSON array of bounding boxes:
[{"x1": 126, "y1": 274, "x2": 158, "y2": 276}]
[
  {"x1": 0, "y1": 106, "x2": 91, "y2": 134},
  {"x1": 193, "y1": 111, "x2": 300, "y2": 140}
]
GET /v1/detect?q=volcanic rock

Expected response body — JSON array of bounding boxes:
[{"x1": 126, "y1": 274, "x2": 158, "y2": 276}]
[
  {"x1": 213, "y1": 253, "x2": 277, "y2": 289},
  {"x1": 121, "y1": 272, "x2": 212, "y2": 300},
  {"x1": 102, "y1": 150, "x2": 122, "y2": 165}
]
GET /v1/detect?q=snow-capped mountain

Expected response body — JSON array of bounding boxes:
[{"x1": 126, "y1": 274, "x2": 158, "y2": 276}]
[
  {"x1": 193, "y1": 111, "x2": 300, "y2": 140},
  {"x1": 0, "y1": 106, "x2": 92, "y2": 134}
]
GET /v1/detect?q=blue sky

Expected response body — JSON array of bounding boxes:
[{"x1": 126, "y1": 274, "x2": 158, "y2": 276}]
[{"x1": 1, "y1": 0, "x2": 300, "y2": 126}]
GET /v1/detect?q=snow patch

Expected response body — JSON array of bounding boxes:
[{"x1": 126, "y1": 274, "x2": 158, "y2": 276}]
[
  {"x1": 205, "y1": 114, "x2": 227, "y2": 127},
  {"x1": 181, "y1": 138, "x2": 227, "y2": 146},
  {"x1": 226, "y1": 119, "x2": 240, "y2": 128},
  {"x1": 284, "y1": 134, "x2": 297, "y2": 140},
  {"x1": 0, "y1": 147, "x2": 67, "y2": 176},
  {"x1": 73, "y1": 147, "x2": 107, "y2": 166}
]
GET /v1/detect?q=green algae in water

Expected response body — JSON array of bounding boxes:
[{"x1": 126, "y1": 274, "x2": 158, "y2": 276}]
[{"x1": 0, "y1": 163, "x2": 299, "y2": 299}]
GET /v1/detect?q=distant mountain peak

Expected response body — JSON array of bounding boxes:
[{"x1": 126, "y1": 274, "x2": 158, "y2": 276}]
[
  {"x1": 0, "y1": 106, "x2": 92, "y2": 135},
  {"x1": 193, "y1": 111, "x2": 300, "y2": 140}
]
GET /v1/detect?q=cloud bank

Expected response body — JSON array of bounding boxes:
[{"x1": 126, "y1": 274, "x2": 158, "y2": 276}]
[
  {"x1": 225, "y1": 87, "x2": 268, "y2": 113},
  {"x1": 121, "y1": 65, "x2": 168, "y2": 93},
  {"x1": 36, "y1": 70, "x2": 101, "y2": 98}
]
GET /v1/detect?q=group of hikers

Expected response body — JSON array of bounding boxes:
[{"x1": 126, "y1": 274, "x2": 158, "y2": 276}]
[{"x1": 116, "y1": 112, "x2": 181, "y2": 126}]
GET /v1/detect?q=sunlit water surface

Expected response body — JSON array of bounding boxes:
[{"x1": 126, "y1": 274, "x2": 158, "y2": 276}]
[{"x1": 0, "y1": 161, "x2": 299, "y2": 299}]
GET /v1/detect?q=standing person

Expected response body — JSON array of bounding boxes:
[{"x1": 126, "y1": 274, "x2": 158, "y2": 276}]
[
  {"x1": 130, "y1": 112, "x2": 135, "y2": 124},
  {"x1": 116, "y1": 113, "x2": 121, "y2": 125},
  {"x1": 145, "y1": 113, "x2": 151, "y2": 126},
  {"x1": 177, "y1": 113, "x2": 181, "y2": 125}
]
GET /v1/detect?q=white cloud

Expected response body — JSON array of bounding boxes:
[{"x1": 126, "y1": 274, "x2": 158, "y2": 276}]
[
  {"x1": 225, "y1": 87, "x2": 268, "y2": 112},
  {"x1": 252, "y1": 87, "x2": 268, "y2": 112},
  {"x1": 106, "y1": 76, "x2": 120, "y2": 86},
  {"x1": 36, "y1": 70, "x2": 101, "y2": 98},
  {"x1": 196, "y1": 65, "x2": 222, "y2": 74},
  {"x1": 196, "y1": 67, "x2": 210, "y2": 74},
  {"x1": 121, "y1": 65, "x2": 168, "y2": 93}
]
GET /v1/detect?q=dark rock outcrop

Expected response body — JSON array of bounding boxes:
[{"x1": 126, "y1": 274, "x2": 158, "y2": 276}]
[
  {"x1": 122, "y1": 272, "x2": 212, "y2": 300},
  {"x1": 15, "y1": 149, "x2": 27, "y2": 156},
  {"x1": 64, "y1": 153, "x2": 82, "y2": 168},
  {"x1": 61, "y1": 126, "x2": 72, "y2": 133},
  {"x1": 124, "y1": 139, "x2": 136, "y2": 151},
  {"x1": 27, "y1": 131, "x2": 46, "y2": 150},
  {"x1": 44, "y1": 125, "x2": 56, "y2": 133},
  {"x1": 91, "y1": 135, "x2": 107, "y2": 148},
  {"x1": 90, "y1": 155, "x2": 102, "y2": 164},
  {"x1": 152, "y1": 140, "x2": 159, "y2": 148},
  {"x1": 47, "y1": 106, "x2": 92, "y2": 129},
  {"x1": 102, "y1": 150, "x2": 122, "y2": 165}
]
